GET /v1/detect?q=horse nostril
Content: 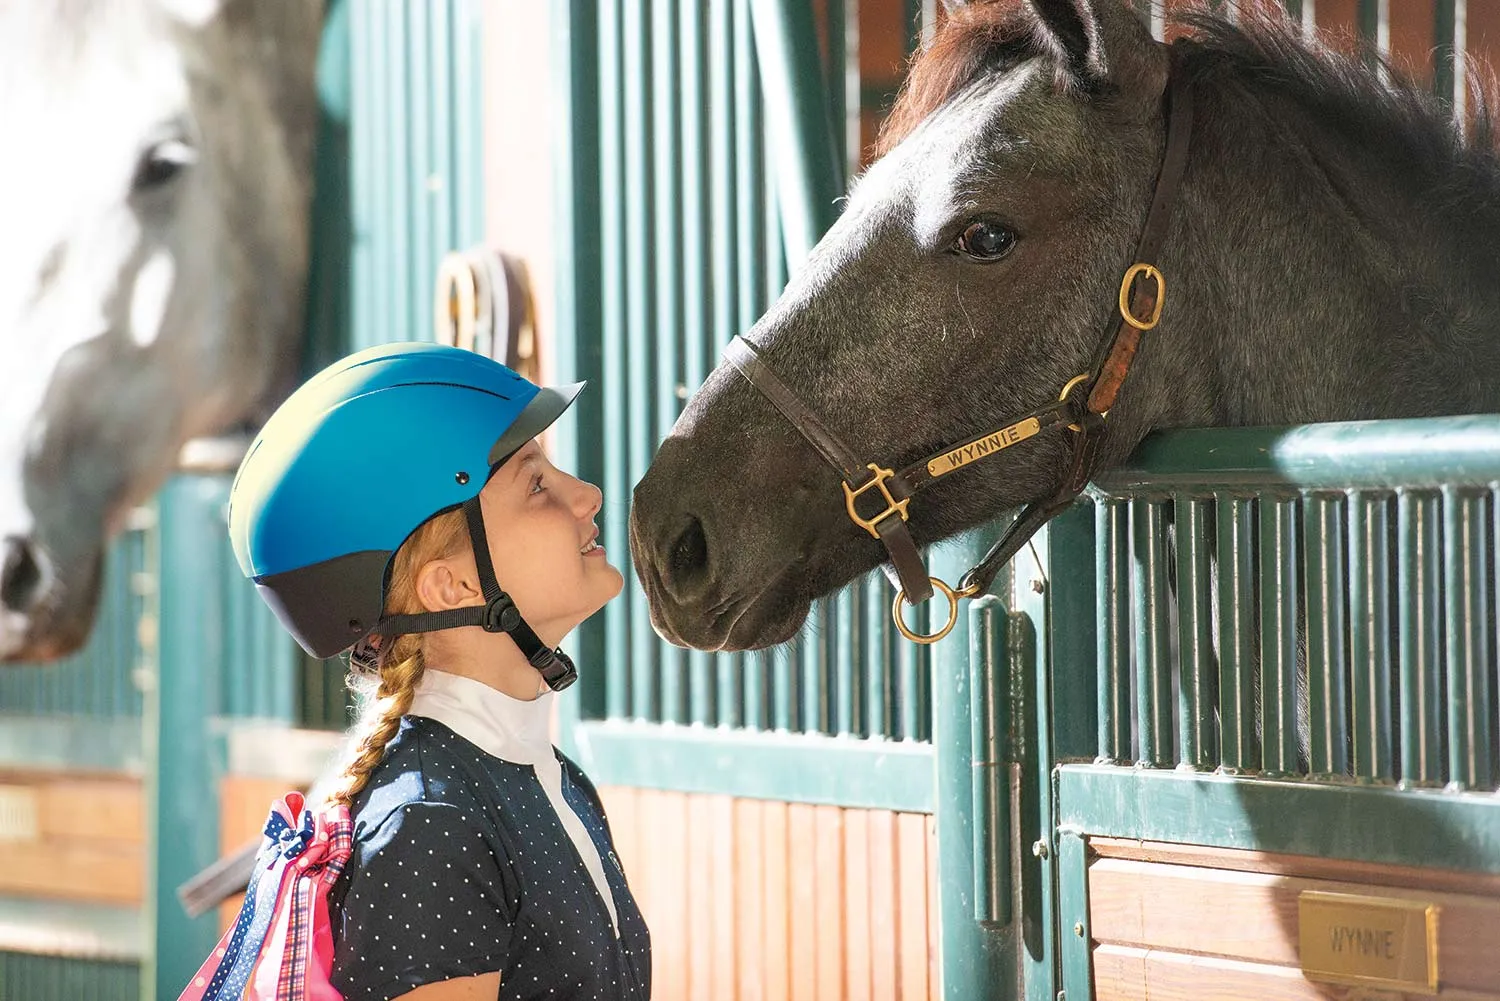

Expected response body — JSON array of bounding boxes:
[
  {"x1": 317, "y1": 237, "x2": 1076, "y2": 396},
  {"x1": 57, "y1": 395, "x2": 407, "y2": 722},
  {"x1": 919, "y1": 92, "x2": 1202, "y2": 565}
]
[
  {"x1": 666, "y1": 516, "x2": 710, "y2": 593},
  {"x1": 0, "y1": 537, "x2": 44, "y2": 613}
]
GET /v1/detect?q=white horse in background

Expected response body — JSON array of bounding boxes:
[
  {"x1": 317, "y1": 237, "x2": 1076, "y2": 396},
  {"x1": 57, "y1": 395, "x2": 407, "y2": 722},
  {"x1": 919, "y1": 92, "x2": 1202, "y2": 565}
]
[{"x1": 0, "y1": 0, "x2": 321, "y2": 661}]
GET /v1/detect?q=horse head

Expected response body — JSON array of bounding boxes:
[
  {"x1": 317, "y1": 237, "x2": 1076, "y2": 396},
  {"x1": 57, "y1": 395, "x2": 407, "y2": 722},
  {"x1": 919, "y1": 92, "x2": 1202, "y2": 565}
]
[
  {"x1": 630, "y1": 0, "x2": 1500, "y2": 651},
  {"x1": 0, "y1": 0, "x2": 320, "y2": 660}
]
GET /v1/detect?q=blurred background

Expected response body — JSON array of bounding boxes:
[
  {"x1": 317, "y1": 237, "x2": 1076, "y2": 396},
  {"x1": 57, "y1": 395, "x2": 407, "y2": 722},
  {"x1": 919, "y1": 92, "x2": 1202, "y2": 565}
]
[{"x1": 0, "y1": 2, "x2": 1496, "y2": 999}]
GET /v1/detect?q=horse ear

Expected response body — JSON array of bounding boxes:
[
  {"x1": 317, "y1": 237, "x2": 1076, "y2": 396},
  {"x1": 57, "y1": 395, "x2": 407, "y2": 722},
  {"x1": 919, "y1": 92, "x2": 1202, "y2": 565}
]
[{"x1": 1025, "y1": 0, "x2": 1108, "y2": 81}]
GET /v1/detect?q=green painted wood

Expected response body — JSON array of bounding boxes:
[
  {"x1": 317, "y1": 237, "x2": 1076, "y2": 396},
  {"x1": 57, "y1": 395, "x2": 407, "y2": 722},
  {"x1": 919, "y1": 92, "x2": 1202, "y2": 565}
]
[
  {"x1": 1, "y1": 951, "x2": 140, "y2": 1001},
  {"x1": 1056, "y1": 828, "x2": 1094, "y2": 1001},
  {"x1": 930, "y1": 537, "x2": 1016, "y2": 1001},
  {"x1": 0, "y1": 717, "x2": 143, "y2": 773},
  {"x1": 1057, "y1": 764, "x2": 1500, "y2": 873},
  {"x1": 571, "y1": 721, "x2": 933, "y2": 811},
  {"x1": 1010, "y1": 539, "x2": 1057, "y2": 1001},
  {"x1": 146, "y1": 476, "x2": 233, "y2": 1000}
]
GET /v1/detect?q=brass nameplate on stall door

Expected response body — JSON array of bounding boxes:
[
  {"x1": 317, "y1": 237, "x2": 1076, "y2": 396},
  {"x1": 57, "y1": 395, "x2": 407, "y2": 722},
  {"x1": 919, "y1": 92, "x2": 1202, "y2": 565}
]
[{"x1": 1298, "y1": 890, "x2": 1438, "y2": 994}]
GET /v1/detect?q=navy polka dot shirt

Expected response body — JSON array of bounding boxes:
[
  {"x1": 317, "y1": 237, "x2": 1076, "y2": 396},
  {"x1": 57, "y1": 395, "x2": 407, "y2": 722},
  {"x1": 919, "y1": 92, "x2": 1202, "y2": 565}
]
[{"x1": 328, "y1": 675, "x2": 650, "y2": 1000}]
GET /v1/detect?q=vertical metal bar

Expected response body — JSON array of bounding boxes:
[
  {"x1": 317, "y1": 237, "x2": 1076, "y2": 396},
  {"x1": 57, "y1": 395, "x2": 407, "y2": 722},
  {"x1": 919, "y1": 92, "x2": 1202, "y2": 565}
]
[
  {"x1": 735, "y1": 0, "x2": 766, "y2": 728},
  {"x1": 406, "y1": 1, "x2": 433, "y2": 318},
  {"x1": 823, "y1": 0, "x2": 846, "y2": 177},
  {"x1": 866, "y1": 573, "x2": 893, "y2": 738},
  {"x1": 1397, "y1": 490, "x2": 1443, "y2": 785},
  {"x1": 428, "y1": 0, "x2": 454, "y2": 263},
  {"x1": 1216, "y1": 495, "x2": 1257, "y2": 772},
  {"x1": 1175, "y1": 495, "x2": 1217, "y2": 770},
  {"x1": 451, "y1": 0, "x2": 485, "y2": 247},
  {"x1": 385, "y1": 0, "x2": 412, "y2": 340},
  {"x1": 680, "y1": 0, "x2": 716, "y2": 728},
  {"x1": 747, "y1": 0, "x2": 843, "y2": 268},
  {"x1": 1258, "y1": 496, "x2": 1300, "y2": 776},
  {"x1": 1132, "y1": 500, "x2": 1173, "y2": 766},
  {"x1": 802, "y1": 600, "x2": 830, "y2": 734},
  {"x1": 968, "y1": 598, "x2": 1010, "y2": 926},
  {"x1": 599, "y1": 0, "x2": 630, "y2": 720},
  {"x1": 1443, "y1": 486, "x2": 1492, "y2": 789},
  {"x1": 652, "y1": 0, "x2": 686, "y2": 725},
  {"x1": 1349, "y1": 492, "x2": 1394, "y2": 782},
  {"x1": 1096, "y1": 499, "x2": 1130, "y2": 763},
  {"x1": 1356, "y1": 0, "x2": 1390, "y2": 77},
  {"x1": 898, "y1": 602, "x2": 924, "y2": 742},
  {"x1": 1305, "y1": 492, "x2": 1350, "y2": 778},
  {"x1": 709, "y1": 0, "x2": 743, "y2": 728},
  {"x1": 624, "y1": 0, "x2": 659, "y2": 721},
  {"x1": 836, "y1": 582, "x2": 864, "y2": 735}
]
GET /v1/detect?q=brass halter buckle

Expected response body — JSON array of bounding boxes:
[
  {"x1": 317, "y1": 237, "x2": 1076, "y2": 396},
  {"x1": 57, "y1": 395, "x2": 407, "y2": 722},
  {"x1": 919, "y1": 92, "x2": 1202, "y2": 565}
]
[
  {"x1": 1119, "y1": 263, "x2": 1165, "y2": 330},
  {"x1": 842, "y1": 463, "x2": 910, "y2": 539}
]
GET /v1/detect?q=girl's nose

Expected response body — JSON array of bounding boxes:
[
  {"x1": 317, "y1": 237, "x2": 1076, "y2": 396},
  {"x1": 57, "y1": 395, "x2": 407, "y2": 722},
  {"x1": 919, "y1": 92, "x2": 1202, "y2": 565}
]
[{"x1": 571, "y1": 476, "x2": 604, "y2": 519}]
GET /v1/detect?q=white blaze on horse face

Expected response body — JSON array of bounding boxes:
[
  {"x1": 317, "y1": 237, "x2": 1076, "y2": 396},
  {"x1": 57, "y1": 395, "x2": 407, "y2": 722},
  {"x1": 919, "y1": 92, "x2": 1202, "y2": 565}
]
[
  {"x1": 0, "y1": 5, "x2": 191, "y2": 541},
  {"x1": 130, "y1": 251, "x2": 176, "y2": 348}
]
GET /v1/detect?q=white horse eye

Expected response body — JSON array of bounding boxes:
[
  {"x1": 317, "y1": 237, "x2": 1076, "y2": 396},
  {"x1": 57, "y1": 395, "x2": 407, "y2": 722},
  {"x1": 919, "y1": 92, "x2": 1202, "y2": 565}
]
[{"x1": 133, "y1": 137, "x2": 198, "y2": 192}]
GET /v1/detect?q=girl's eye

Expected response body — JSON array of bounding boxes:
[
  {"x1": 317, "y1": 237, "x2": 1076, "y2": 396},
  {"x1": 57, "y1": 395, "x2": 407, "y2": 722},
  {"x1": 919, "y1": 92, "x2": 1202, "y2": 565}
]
[{"x1": 529, "y1": 474, "x2": 545, "y2": 495}]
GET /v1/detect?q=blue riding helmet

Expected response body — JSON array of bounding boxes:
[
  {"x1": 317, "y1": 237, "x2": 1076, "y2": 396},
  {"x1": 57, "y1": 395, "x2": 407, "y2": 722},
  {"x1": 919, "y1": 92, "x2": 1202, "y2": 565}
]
[{"x1": 228, "y1": 342, "x2": 584, "y2": 685}]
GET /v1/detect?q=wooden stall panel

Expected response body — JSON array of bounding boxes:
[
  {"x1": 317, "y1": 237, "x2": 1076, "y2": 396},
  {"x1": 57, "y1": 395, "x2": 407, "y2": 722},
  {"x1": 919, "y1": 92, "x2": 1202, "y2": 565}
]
[
  {"x1": 1090, "y1": 841, "x2": 1500, "y2": 998},
  {"x1": 600, "y1": 787, "x2": 936, "y2": 1001},
  {"x1": 0, "y1": 772, "x2": 142, "y2": 906}
]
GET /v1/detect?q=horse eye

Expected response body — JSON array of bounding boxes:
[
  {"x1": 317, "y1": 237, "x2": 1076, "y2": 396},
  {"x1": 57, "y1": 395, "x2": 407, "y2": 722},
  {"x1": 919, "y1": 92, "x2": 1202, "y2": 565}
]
[
  {"x1": 133, "y1": 137, "x2": 197, "y2": 192},
  {"x1": 955, "y1": 220, "x2": 1016, "y2": 261}
]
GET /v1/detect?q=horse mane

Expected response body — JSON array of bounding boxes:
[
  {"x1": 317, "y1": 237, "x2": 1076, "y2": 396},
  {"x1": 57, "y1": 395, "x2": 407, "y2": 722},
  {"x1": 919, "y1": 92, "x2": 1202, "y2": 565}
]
[{"x1": 876, "y1": 1, "x2": 1500, "y2": 192}]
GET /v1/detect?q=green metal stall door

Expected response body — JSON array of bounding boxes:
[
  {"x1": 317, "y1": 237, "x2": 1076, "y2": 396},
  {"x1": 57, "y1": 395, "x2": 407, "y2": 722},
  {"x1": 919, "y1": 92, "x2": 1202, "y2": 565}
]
[{"x1": 997, "y1": 416, "x2": 1500, "y2": 1001}]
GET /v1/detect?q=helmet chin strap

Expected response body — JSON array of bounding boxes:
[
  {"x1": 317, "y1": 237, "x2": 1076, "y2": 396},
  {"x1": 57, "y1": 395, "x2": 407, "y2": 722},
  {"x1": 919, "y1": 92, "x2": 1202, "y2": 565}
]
[{"x1": 358, "y1": 496, "x2": 578, "y2": 692}]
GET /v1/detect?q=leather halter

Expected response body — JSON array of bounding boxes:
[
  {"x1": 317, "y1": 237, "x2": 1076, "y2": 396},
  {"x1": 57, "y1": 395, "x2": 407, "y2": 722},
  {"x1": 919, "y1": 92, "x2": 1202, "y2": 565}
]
[{"x1": 726, "y1": 50, "x2": 1195, "y2": 644}]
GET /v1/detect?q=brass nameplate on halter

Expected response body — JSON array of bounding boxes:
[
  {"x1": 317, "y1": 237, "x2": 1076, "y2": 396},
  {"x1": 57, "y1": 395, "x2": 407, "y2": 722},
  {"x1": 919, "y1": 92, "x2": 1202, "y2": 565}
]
[
  {"x1": 927, "y1": 418, "x2": 1041, "y2": 479},
  {"x1": 1298, "y1": 891, "x2": 1438, "y2": 994}
]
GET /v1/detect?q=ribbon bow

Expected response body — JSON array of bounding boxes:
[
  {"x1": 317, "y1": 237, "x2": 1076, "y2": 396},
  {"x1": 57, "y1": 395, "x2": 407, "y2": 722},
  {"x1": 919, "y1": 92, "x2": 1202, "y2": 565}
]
[{"x1": 178, "y1": 792, "x2": 353, "y2": 1001}]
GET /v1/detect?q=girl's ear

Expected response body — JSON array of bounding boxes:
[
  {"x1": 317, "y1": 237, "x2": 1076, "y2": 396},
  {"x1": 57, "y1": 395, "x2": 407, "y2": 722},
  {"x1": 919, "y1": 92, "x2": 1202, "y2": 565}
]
[{"x1": 413, "y1": 554, "x2": 481, "y2": 612}]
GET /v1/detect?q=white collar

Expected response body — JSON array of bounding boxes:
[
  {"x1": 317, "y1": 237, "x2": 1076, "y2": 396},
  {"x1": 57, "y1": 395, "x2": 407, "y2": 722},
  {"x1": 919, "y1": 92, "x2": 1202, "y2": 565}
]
[{"x1": 407, "y1": 669, "x2": 555, "y2": 766}]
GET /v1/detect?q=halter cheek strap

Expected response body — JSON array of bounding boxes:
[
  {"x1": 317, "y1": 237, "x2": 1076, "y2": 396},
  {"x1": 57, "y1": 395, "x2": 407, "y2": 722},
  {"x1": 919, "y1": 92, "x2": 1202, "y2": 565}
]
[{"x1": 358, "y1": 496, "x2": 578, "y2": 692}]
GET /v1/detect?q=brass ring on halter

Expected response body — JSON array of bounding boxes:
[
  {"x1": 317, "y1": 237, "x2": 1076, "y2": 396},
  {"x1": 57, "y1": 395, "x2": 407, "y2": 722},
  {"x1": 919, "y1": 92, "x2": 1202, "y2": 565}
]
[
  {"x1": 1118, "y1": 263, "x2": 1165, "y2": 331},
  {"x1": 891, "y1": 576, "x2": 963, "y2": 645},
  {"x1": 1058, "y1": 372, "x2": 1092, "y2": 433}
]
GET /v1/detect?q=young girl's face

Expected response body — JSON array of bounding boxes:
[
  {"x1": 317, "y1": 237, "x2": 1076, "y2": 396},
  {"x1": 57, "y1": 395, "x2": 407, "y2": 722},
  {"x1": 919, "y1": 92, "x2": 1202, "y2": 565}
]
[{"x1": 476, "y1": 440, "x2": 623, "y2": 641}]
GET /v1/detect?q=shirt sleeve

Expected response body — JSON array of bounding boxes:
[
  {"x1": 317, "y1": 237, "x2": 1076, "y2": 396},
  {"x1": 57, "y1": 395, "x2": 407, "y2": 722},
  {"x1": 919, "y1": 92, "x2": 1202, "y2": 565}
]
[{"x1": 332, "y1": 801, "x2": 514, "y2": 1001}]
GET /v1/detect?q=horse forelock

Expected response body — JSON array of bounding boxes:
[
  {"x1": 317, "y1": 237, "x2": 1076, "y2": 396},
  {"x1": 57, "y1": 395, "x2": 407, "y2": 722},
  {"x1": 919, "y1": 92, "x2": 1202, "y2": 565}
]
[{"x1": 877, "y1": 1, "x2": 1049, "y2": 157}]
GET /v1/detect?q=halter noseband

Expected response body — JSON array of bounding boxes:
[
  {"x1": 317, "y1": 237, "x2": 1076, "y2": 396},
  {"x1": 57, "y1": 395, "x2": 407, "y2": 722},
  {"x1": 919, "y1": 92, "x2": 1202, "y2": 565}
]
[{"x1": 726, "y1": 49, "x2": 1194, "y2": 644}]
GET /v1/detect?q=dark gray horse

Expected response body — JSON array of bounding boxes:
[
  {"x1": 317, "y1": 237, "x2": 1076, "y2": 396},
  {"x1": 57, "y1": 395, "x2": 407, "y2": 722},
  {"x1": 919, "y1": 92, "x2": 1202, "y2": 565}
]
[
  {"x1": 630, "y1": 0, "x2": 1500, "y2": 651},
  {"x1": 0, "y1": 0, "x2": 320, "y2": 660}
]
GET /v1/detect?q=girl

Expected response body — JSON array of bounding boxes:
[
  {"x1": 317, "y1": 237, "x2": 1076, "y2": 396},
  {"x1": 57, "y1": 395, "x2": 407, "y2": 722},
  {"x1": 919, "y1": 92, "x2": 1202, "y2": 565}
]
[{"x1": 197, "y1": 341, "x2": 650, "y2": 1000}]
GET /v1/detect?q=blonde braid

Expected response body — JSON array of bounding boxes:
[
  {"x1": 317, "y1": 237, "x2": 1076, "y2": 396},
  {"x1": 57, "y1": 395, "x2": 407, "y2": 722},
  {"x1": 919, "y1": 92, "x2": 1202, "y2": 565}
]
[{"x1": 329, "y1": 508, "x2": 469, "y2": 810}]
